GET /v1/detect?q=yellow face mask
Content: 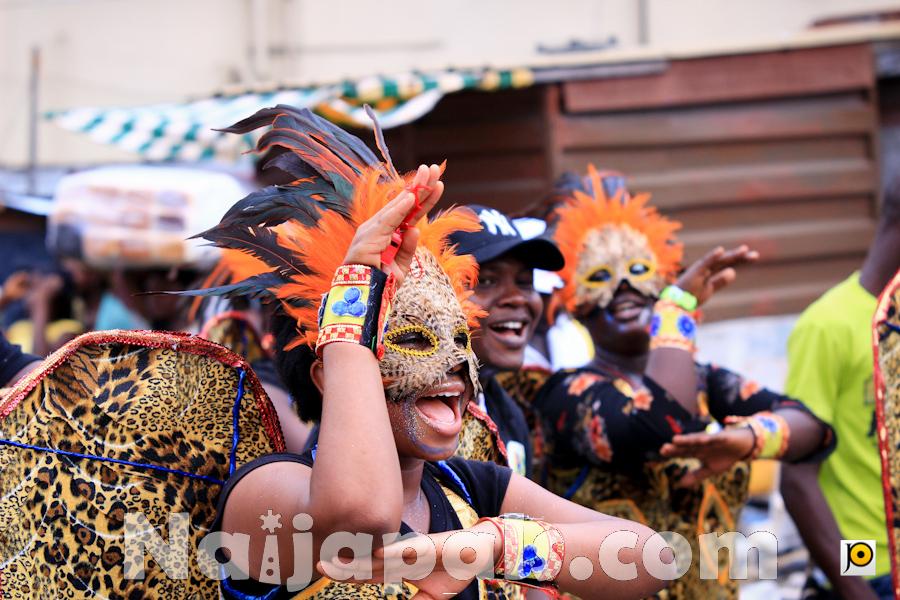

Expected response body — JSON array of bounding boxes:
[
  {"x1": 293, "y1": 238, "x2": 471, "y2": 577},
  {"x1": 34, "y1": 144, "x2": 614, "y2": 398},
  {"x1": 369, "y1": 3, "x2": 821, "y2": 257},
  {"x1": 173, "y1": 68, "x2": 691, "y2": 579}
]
[{"x1": 574, "y1": 224, "x2": 666, "y2": 311}]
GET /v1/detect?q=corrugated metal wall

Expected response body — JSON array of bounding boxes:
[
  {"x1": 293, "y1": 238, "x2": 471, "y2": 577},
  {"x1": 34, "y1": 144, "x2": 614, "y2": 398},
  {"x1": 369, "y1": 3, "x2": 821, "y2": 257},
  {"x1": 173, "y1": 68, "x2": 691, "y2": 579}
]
[{"x1": 384, "y1": 43, "x2": 881, "y2": 321}]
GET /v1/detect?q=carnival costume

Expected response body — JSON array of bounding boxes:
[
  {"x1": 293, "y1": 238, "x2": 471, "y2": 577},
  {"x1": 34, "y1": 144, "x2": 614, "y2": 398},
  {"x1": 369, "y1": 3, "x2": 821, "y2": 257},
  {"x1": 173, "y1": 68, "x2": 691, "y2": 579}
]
[
  {"x1": 533, "y1": 166, "x2": 834, "y2": 599},
  {"x1": 875, "y1": 269, "x2": 900, "y2": 599},
  {"x1": 188, "y1": 106, "x2": 529, "y2": 599},
  {"x1": 0, "y1": 330, "x2": 284, "y2": 597}
]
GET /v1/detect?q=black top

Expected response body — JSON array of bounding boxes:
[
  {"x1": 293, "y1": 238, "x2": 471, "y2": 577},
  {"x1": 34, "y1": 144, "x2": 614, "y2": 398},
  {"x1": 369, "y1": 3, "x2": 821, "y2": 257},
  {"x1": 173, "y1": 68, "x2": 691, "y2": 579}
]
[
  {"x1": 216, "y1": 451, "x2": 512, "y2": 599},
  {"x1": 534, "y1": 362, "x2": 836, "y2": 474},
  {"x1": 481, "y1": 373, "x2": 533, "y2": 478},
  {"x1": 0, "y1": 332, "x2": 38, "y2": 388}
]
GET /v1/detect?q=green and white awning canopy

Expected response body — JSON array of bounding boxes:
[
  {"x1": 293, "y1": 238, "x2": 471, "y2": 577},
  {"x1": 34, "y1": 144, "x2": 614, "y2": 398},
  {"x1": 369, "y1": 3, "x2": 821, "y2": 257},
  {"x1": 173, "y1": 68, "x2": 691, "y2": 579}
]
[{"x1": 46, "y1": 68, "x2": 536, "y2": 163}]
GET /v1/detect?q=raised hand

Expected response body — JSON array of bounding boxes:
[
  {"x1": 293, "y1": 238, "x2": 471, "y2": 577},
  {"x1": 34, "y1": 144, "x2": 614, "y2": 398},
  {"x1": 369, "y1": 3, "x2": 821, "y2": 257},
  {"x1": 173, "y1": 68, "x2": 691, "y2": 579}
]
[
  {"x1": 343, "y1": 164, "x2": 444, "y2": 286},
  {"x1": 0, "y1": 271, "x2": 32, "y2": 308},
  {"x1": 659, "y1": 426, "x2": 755, "y2": 488},
  {"x1": 675, "y1": 245, "x2": 759, "y2": 306}
]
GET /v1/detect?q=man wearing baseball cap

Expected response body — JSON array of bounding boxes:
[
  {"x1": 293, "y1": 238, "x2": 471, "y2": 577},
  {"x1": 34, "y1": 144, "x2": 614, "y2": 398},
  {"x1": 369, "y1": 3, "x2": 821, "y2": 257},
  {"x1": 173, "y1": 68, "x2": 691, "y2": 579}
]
[{"x1": 450, "y1": 205, "x2": 564, "y2": 477}]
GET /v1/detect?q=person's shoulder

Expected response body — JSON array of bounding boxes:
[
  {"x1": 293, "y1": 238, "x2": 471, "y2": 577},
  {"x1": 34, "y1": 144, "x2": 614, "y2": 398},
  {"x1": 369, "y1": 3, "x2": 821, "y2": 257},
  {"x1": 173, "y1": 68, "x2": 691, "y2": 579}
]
[
  {"x1": 538, "y1": 367, "x2": 612, "y2": 401},
  {"x1": 793, "y1": 274, "x2": 867, "y2": 333}
]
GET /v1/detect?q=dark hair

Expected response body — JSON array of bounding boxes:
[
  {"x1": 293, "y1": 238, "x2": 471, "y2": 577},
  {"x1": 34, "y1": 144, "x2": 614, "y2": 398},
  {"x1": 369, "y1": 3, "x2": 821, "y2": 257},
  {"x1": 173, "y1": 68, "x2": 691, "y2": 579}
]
[
  {"x1": 882, "y1": 175, "x2": 900, "y2": 226},
  {"x1": 271, "y1": 309, "x2": 323, "y2": 422}
]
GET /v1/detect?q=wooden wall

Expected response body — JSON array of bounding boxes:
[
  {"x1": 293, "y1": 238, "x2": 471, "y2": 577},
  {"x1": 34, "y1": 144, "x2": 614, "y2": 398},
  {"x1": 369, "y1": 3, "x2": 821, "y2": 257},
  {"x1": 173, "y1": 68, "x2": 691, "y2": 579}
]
[{"x1": 382, "y1": 43, "x2": 881, "y2": 321}]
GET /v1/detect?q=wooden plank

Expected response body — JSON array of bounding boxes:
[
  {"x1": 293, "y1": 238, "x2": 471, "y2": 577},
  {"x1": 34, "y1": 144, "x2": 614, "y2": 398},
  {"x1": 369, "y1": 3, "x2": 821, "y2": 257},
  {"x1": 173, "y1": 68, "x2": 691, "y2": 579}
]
[
  {"x1": 680, "y1": 216, "x2": 875, "y2": 263},
  {"x1": 560, "y1": 136, "x2": 871, "y2": 175},
  {"x1": 707, "y1": 255, "x2": 864, "y2": 294},
  {"x1": 437, "y1": 179, "x2": 547, "y2": 214},
  {"x1": 414, "y1": 86, "x2": 545, "y2": 124},
  {"x1": 670, "y1": 196, "x2": 875, "y2": 231},
  {"x1": 563, "y1": 44, "x2": 875, "y2": 112},
  {"x1": 631, "y1": 158, "x2": 875, "y2": 209},
  {"x1": 704, "y1": 276, "x2": 857, "y2": 321},
  {"x1": 420, "y1": 152, "x2": 547, "y2": 184},
  {"x1": 405, "y1": 116, "x2": 546, "y2": 156},
  {"x1": 556, "y1": 95, "x2": 874, "y2": 149}
]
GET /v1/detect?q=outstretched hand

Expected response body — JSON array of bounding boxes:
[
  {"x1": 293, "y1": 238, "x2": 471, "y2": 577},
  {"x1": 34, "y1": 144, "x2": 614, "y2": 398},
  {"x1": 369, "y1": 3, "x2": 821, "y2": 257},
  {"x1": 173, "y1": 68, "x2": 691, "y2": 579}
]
[
  {"x1": 343, "y1": 164, "x2": 444, "y2": 285},
  {"x1": 660, "y1": 427, "x2": 755, "y2": 488},
  {"x1": 675, "y1": 245, "x2": 758, "y2": 307}
]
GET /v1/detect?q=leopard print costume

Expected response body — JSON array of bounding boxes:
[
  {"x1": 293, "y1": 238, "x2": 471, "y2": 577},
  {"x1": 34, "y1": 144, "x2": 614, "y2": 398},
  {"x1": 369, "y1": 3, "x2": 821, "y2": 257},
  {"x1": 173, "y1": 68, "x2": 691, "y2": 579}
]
[
  {"x1": 546, "y1": 460, "x2": 749, "y2": 599},
  {"x1": 874, "y1": 271, "x2": 900, "y2": 600},
  {"x1": 0, "y1": 330, "x2": 283, "y2": 598},
  {"x1": 456, "y1": 401, "x2": 508, "y2": 466},
  {"x1": 494, "y1": 368, "x2": 551, "y2": 475},
  {"x1": 200, "y1": 311, "x2": 271, "y2": 364}
]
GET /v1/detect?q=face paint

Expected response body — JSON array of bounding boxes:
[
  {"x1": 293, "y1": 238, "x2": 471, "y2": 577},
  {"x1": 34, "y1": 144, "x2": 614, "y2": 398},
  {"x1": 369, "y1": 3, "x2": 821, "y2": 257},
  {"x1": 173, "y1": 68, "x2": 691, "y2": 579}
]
[
  {"x1": 574, "y1": 224, "x2": 666, "y2": 311},
  {"x1": 379, "y1": 248, "x2": 477, "y2": 458}
]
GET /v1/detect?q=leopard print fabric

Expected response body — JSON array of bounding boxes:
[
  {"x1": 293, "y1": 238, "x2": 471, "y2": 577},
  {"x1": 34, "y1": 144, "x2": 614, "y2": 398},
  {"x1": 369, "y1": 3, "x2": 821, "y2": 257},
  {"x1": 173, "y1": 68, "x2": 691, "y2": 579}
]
[
  {"x1": 200, "y1": 312, "x2": 270, "y2": 364},
  {"x1": 0, "y1": 330, "x2": 283, "y2": 599},
  {"x1": 546, "y1": 461, "x2": 749, "y2": 600},
  {"x1": 875, "y1": 271, "x2": 900, "y2": 600},
  {"x1": 494, "y1": 368, "x2": 551, "y2": 473},
  {"x1": 455, "y1": 402, "x2": 507, "y2": 466}
]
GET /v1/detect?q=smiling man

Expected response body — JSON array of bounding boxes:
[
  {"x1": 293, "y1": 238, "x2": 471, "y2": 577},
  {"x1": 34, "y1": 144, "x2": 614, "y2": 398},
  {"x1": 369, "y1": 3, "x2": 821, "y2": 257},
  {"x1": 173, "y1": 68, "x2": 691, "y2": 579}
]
[{"x1": 450, "y1": 205, "x2": 564, "y2": 477}]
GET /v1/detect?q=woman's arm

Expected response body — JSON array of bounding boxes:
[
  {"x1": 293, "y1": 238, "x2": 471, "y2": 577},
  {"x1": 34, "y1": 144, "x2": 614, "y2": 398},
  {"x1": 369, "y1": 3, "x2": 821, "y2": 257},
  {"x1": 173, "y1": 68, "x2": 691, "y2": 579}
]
[
  {"x1": 500, "y1": 473, "x2": 674, "y2": 599},
  {"x1": 356, "y1": 473, "x2": 674, "y2": 599},
  {"x1": 221, "y1": 164, "x2": 445, "y2": 582},
  {"x1": 536, "y1": 372, "x2": 707, "y2": 471},
  {"x1": 646, "y1": 246, "x2": 758, "y2": 413}
]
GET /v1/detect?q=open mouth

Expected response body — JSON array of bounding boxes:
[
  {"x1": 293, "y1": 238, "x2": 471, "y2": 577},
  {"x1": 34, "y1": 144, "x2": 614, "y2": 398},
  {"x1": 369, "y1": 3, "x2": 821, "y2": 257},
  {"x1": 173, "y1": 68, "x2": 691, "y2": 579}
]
[
  {"x1": 606, "y1": 291, "x2": 651, "y2": 323},
  {"x1": 415, "y1": 378, "x2": 466, "y2": 436},
  {"x1": 486, "y1": 318, "x2": 530, "y2": 348}
]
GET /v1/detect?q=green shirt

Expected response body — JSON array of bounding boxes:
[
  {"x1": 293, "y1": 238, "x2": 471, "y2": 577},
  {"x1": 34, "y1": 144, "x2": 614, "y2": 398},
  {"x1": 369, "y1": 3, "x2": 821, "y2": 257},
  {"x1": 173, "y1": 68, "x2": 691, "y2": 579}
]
[{"x1": 786, "y1": 272, "x2": 888, "y2": 577}]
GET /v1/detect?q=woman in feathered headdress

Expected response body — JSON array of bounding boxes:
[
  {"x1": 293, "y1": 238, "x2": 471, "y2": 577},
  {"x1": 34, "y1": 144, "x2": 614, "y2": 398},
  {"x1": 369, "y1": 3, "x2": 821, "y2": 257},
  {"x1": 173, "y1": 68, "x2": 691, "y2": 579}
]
[
  {"x1": 533, "y1": 166, "x2": 837, "y2": 599},
  {"x1": 201, "y1": 108, "x2": 671, "y2": 599}
]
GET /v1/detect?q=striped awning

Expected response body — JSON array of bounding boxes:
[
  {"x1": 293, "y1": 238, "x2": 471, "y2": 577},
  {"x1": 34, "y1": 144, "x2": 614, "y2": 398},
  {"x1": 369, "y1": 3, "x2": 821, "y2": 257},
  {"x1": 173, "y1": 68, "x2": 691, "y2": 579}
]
[{"x1": 46, "y1": 68, "x2": 535, "y2": 163}]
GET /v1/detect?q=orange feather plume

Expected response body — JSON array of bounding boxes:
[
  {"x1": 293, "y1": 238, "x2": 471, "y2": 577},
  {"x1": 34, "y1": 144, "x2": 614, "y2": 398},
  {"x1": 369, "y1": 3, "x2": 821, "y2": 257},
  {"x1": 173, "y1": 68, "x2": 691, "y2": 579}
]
[
  {"x1": 552, "y1": 164, "x2": 683, "y2": 314},
  {"x1": 218, "y1": 167, "x2": 482, "y2": 350}
]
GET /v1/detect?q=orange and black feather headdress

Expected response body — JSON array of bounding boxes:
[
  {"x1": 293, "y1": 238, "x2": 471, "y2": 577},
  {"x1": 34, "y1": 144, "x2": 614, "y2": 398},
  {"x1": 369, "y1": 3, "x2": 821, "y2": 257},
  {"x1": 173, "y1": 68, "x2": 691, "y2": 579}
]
[
  {"x1": 184, "y1": 105, "x2": 481, "y2": 349},
  {"x1": 551, "y1": 164, "x2": 683, "y2": 314}
]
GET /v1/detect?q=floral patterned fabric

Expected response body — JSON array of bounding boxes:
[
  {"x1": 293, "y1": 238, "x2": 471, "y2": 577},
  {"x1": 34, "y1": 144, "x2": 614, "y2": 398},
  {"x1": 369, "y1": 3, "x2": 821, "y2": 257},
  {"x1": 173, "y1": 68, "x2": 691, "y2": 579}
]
[{"x1": 533, "y1": 362, "x2": 834, "y2": 599}]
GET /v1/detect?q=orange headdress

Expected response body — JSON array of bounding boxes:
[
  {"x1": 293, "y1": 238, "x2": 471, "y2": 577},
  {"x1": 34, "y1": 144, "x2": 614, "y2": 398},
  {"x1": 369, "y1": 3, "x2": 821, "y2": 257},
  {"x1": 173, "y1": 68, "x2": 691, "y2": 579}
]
[
  {"x1": 187, "y1": 105, "x2": 481, "y2": 352},
  {"x1": 551, "y1": 165, "x2": 683, "y2": 315}
]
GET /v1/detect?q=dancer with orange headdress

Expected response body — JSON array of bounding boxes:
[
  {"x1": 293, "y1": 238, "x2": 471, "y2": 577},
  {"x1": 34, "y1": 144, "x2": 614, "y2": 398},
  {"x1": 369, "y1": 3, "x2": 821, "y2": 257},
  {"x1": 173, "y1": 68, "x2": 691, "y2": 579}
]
[
  {"x1": 188, "y1": 107, "x2": 674, "y2": 599},
  {"x1": 533, "y1": 166, "x2": 837, "y2": 599}
]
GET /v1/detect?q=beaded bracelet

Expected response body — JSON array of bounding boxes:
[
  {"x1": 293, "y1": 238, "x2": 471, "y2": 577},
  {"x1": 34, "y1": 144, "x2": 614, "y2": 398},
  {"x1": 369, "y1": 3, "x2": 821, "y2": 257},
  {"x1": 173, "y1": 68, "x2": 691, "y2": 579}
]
[
  {"x1": 659, "y1": 285, "x2": 698, "y2": 312},
  {"x1": 316, "y1": 264, "x2": 396, "y2": 358},
  {"x1": 725, "y1": 411, "x2": 790, "y2": 460},
  {"x1": 649, "y1": 299, "x2": 697, "y2": 353},
  {"x1": 476, "y1": 515, "x2": 565, "y2": 583}
]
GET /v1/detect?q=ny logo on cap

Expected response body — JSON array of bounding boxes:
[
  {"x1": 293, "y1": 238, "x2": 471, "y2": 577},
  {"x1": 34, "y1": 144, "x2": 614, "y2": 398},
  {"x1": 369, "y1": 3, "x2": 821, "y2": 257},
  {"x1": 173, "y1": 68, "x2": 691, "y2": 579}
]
[{"x1": 478, "y1": 208, "x2": 518, "y2": 237}]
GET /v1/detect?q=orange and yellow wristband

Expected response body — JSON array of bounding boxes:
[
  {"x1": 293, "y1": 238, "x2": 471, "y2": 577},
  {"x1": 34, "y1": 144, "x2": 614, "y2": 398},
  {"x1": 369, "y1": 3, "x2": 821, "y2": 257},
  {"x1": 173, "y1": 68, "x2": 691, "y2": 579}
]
[
  {"x1": 477, "y1": 515, "x2": 565, "y2": 585},
  {"x1": 725, "y1": 411, "x2": 790, "y2": 460}
]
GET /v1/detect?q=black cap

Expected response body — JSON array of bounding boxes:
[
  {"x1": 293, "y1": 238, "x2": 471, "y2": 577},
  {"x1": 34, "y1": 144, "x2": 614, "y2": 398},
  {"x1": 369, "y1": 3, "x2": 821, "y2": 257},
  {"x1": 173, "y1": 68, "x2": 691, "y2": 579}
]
[{"x1": 450, "y1": 205, "x2": 564, "y2": 271}]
